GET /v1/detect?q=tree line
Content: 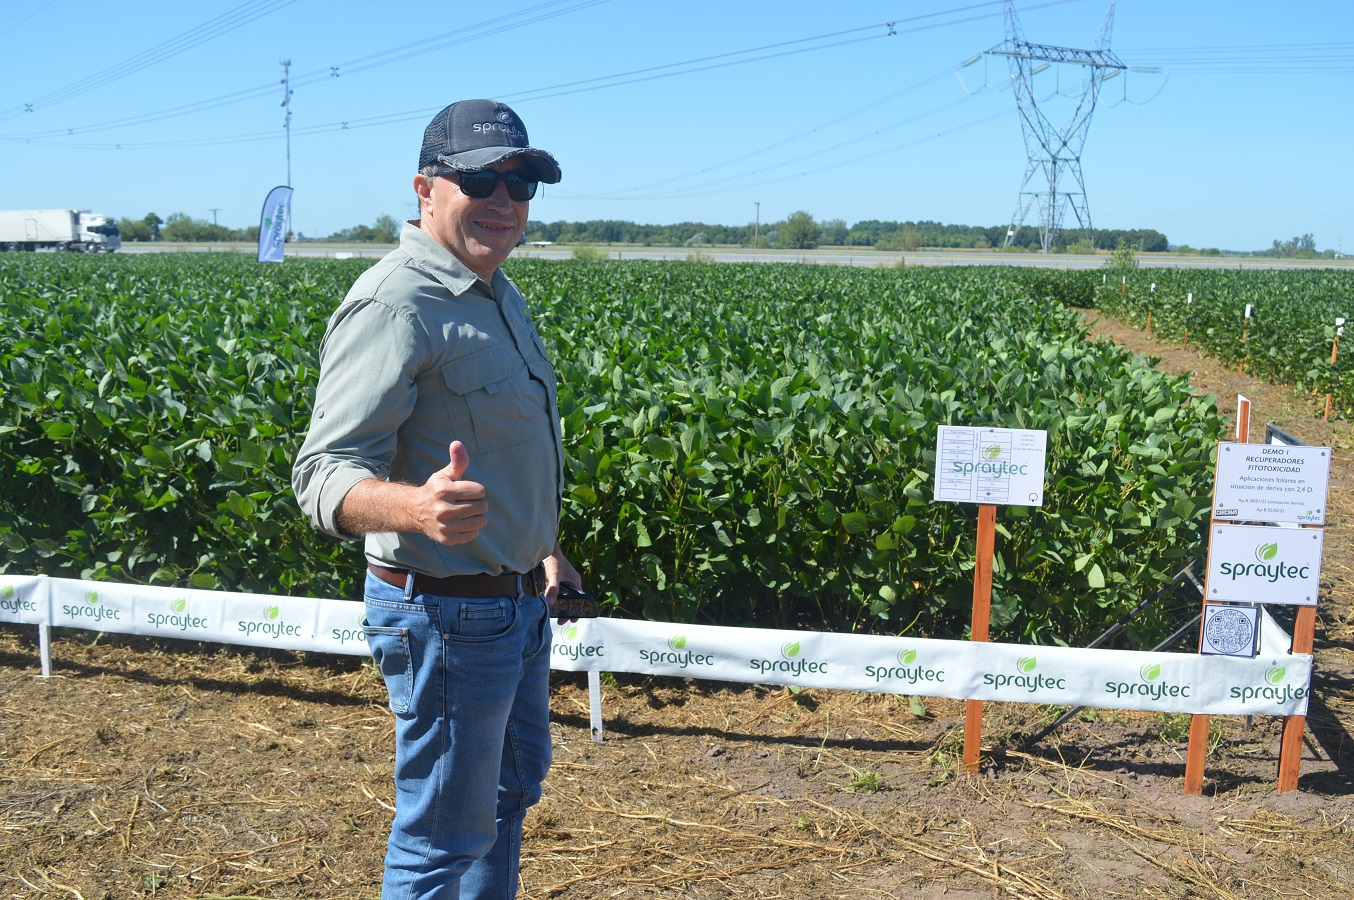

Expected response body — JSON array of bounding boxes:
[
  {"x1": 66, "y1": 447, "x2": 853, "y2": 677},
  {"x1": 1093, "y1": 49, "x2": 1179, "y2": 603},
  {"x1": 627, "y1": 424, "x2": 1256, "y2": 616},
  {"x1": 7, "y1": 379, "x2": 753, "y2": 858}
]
[
  {"x1": 114, "y1": 209, "x2": 1339, "y2": 258},
  {"x1": 523, "y1": 213, "x2": 1170, "y2": 253},
  {"x1": 117, "y1": 213, "x2": 399, "y2": 244}
]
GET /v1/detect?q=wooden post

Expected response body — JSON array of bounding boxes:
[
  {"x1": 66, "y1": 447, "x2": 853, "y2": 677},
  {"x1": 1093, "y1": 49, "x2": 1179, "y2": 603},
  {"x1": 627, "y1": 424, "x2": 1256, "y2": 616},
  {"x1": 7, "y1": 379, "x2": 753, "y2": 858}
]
[
  {"x1": 962, "y1": 504, "x2": 997, "y2": 775},
  {"x1": 1185, "y1": 397, "x2": 1251, "y2": 794},
  {"x1": 1325, "y1": 331, "x2": 1339, "y2": 422},
  {"x1": 1277, "y1": 605, "x2": 1317, "y2": 792}
]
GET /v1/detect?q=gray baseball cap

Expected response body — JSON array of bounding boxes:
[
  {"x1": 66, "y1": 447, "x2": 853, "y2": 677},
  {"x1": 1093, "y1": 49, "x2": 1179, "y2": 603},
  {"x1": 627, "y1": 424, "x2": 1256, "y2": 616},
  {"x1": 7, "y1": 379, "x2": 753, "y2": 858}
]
[{"x1": 418, "y1": 99, "x2": 561, "y2": 184}]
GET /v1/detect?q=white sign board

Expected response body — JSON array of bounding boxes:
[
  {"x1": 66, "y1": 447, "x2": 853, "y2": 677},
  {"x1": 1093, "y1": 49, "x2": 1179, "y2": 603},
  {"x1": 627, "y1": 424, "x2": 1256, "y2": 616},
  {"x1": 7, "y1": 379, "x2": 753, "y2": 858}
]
[
  {"x1": 1212, "y1": 442, "x2": 1330, "y2": 525},
  {"x1": 1201, "y1": 603, "x2": 1260, "y2": 658},
  {"x1": 1205, "y1": 524, "x2": 1324, "y2": 606},
  {"x1": 933, "y1": 427, "x2": 1046, "y2": 506}
]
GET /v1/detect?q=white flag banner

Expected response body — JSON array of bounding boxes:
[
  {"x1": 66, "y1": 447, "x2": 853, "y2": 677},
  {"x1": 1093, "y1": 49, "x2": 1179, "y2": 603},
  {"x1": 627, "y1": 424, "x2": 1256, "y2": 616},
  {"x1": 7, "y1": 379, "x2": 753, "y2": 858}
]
[
  {"x1": 1, "y1": 575, "x2": 1311, "y2": 717},
  {"x1": 256, "y1": 185, "x2": 293, "y2": 263}
]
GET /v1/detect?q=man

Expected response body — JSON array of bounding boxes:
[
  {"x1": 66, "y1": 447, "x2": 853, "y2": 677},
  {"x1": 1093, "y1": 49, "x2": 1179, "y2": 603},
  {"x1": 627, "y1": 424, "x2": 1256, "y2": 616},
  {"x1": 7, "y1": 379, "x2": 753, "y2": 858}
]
[{"x1": 292, "y1": 98, "x2": 580, "y2": 899}]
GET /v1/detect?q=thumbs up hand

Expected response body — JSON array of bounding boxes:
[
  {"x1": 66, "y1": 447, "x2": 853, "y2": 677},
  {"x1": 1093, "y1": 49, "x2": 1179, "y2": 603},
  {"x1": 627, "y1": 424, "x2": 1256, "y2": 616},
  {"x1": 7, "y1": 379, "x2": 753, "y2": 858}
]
[{"x1": 415, "y1": 441, "x2": 487, "y2": 545}]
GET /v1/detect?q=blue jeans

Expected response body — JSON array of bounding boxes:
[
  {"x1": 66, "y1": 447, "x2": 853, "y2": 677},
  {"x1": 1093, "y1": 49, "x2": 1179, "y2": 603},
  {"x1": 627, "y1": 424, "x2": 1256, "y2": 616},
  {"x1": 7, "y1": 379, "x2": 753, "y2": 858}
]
[{"x1": 362, "y1": 571, "x2": 553, "y2": 900}]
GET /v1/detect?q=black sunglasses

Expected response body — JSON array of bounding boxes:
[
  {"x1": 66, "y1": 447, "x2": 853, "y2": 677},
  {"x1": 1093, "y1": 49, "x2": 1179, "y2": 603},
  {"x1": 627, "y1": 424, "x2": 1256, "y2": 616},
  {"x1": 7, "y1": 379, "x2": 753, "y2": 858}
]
[{"x1": 434, "y1": 167, "x2": 538, "y2": 202}]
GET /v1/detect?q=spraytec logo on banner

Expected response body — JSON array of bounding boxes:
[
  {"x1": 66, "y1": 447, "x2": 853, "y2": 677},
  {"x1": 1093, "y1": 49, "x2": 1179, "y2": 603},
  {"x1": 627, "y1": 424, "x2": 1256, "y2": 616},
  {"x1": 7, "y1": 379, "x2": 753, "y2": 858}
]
[
  {"x1": 332, "y1": 608, "x2": 368, "y2": 648},
  {"x1": 750, "y1": 640, "x2": 826, "y2": 678},
  {"x1": 146, "y1": 597, "x2": 209, "y2": 634},
  {"x1": 553, "y1": 623, "x2": 605, "y2": 662},
  {"x1": 983, "y1": 656, "x2": 1066, "y2": 695},
  {"x1": 63, "y1": 590, "x2": 122, "y2": 626},
  {"x1": 1232, "y1": 664, "x2": 1309, "y2": 705},
  {"x1": 639, "y1": 634, "x2": 714, "y2": 670},
  {"x1": 237, "y1": 604, "x2": 301, "y2": 640},
  {"x1": 1105, "y1": 662, "x2": 1193, "y2": 703},
  {"x1": 0, "y1": 584, "x2": 38, "y2": 617},
  {"x1": 1207, "y1": 524, "x2": 1323, "y2": 606},
  {"x1": 865, "y1": 647, "x2": 947, "y2": 688}
]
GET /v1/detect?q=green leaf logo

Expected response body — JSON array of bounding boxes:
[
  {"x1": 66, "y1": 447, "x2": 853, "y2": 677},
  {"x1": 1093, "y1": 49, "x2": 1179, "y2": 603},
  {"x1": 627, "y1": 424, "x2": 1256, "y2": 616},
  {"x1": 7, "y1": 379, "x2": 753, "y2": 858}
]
[
  {"x1": 781, "y1": 641, "x2": 801, "y2": 660},
  {"x1": 668, "y1": 635, "x2": 687, "y2": 650},
  {"x1": 1017, "y1": 657, "x2": 1037, "y2": 673},
  {"x1": 1266, "y1": 667, "x2": 1286, "y2": 685},
  {"x1": 264, "y1": 605, "x2": 280, "y2": 621},
  {"x1": 2, "y1": 585, "x2": 12, "y2": 599},
  {"x1": 897, "y1": 648, "x2": 917, "y2": 665},
  {"x1": 172, "y1": 598, "x2": 188, "y2": 613},
  {"x1": 563, "y1": 625, "x2": 578, "y2": 642},
  {"x1": 1256, "y1": 542, "x2": 1279, "y2": 562},
  {"x1": 1140, "y1": 663, "x2": 1162, "y2": 682},
  {"x1": 984, "y1": 444, "x2": 1002, "y2": 460},
  {"x1": 85, "y1": 591, "x2": 100, "y2": 606}
]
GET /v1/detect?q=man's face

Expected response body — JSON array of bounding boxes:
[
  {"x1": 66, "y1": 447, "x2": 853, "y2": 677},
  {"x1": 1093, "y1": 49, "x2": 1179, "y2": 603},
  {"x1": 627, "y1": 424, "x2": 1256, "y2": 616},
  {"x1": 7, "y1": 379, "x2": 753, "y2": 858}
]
[{"x1": 416, "y1": 156, "x2": 529, "y2": 281}]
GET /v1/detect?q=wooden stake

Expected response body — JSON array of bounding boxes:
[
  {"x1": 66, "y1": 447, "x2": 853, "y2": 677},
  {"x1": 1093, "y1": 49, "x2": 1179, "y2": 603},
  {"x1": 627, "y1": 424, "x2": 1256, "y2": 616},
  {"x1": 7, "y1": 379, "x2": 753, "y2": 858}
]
[
  {"x1": 1183, "y1": 714, "x2": 1210, "y2": 794},
  {"x1": 1238, "y1": 308, "x2": 1251, "y2": 376},
  {"x1": 1186, "y1": 397, "x2": 1250, "y2": 794},
  {"x1": 1325, "y1": 333, "x2": 1339, "y2": 421},
  {"x1": 962, "y1": 504, "x2": 997, "y2": 775},
  {"x1": 1277, "y1": 601, "x2": 1318, "y2": 792}
]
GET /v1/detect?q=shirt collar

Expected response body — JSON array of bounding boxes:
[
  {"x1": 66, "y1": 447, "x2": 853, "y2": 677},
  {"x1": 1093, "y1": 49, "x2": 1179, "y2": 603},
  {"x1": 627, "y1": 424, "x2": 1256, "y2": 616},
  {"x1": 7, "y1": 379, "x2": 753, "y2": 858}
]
[{"x1": 401, "y1": 219, "x2": 508, "y2": 298}]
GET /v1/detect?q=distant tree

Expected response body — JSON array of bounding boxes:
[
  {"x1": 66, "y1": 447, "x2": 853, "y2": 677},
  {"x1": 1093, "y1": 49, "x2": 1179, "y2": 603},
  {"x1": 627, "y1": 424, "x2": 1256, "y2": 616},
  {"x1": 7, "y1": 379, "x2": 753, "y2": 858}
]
[
  {"x1": 819, "y1": 218, "x2": 848, "y2": 246},
  {"x1": 373, "y1": 215, "x2": 399, "y2": 243},
  {"x1": 118, "y1": 217, "x2": 152, "y2": 242},
  {"x1": 776, "y1": 210, "x2": 821, "y2": 249},
  {"x1": 161, "y1": 212, "x2": 230, "y2": 242},
  {"x1": 144, "y1": 213, "x2": 163, "y2": 241},
  {"x1": 1104, "y1": 238, "x2": 1139, "y2": 270},
  {"x1": 1269, "y1": 233, "x2": 1317, "y2": 258},
  {"x1": 685, "y1": 231, "x2": 708, "y2": 246},
  {"x1": 326, "y1": 216, "x2": 401, "y2": 243}
]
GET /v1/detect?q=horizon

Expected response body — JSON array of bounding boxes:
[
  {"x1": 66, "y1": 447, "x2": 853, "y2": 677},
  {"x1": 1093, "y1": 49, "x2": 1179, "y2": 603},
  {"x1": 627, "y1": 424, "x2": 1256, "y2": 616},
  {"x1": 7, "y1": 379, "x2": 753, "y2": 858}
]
[{"x1": 1, "y1": 1, "x2": 1350, "y2": 253}]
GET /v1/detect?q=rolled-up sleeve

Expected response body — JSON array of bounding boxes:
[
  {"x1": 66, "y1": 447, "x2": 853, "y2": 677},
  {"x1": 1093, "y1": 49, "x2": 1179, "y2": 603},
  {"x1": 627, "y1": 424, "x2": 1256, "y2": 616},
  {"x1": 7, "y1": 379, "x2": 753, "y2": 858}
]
[{"x1": 291, "y1": 297, "x2": 426, "y2": 539}]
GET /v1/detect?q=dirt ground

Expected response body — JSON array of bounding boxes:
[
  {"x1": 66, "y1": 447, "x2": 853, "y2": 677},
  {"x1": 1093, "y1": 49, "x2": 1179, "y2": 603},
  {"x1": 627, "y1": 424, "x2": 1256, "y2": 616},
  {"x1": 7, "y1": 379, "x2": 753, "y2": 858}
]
[{"x1": 3, "y1": 311, "x2": 1354, "y2": 899}]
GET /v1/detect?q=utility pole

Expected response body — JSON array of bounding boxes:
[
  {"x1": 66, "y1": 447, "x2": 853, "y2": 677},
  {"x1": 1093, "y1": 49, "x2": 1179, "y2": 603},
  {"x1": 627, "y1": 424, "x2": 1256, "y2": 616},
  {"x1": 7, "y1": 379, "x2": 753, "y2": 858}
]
[
  {"x1": 755, "y1": 201, "x2": 760, "y2": 247},
  {"x1": 973, "y1": 2, "x2": 1129, "y2": 253},
  {"x1": 280, "y1": 59, "x2": 293, "y2": 186},
  {"x1": 208, "y1": 208, "x2": 221, "y2": 225}
]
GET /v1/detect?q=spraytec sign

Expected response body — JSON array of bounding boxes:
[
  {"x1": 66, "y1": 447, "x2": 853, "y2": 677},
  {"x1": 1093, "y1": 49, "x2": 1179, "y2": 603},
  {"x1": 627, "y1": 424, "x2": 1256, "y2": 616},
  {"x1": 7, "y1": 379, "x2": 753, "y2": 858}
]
[
  {"x1": 1212, "y1": 441, "x2": 1330, "y2": 525},
  {"x1": 1205, "y1": 524, "x2": 1324, "y2": 606},
  {"x1": 933, "y1": 426, "x2": 1046, "y2": 506}
]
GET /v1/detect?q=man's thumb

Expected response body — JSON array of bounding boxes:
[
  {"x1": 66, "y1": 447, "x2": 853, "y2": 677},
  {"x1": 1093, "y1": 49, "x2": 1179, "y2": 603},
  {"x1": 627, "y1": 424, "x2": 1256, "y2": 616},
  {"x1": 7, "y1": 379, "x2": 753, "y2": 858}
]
[{"x1": 443, "y1": 441, "x2": 470, "y2": 481}]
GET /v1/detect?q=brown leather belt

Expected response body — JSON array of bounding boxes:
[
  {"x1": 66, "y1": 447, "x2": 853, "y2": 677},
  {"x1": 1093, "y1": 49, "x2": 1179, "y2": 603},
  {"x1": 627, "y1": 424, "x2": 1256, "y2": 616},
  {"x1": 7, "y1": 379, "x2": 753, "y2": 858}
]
[{"x1": 367, "y1": 562, "x2": 545, "y2": 599}]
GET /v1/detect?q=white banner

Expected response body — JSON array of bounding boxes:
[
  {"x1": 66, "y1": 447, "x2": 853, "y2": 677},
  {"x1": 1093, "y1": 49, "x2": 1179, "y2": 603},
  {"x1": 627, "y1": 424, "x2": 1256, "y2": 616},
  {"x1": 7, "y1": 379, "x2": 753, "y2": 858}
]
[
  {"x1": 256, "y1": 185, "x2": 293, "y2": 263},
  {"x1": 1, "y1": 575, "x2": 1311, "y2": 717}
]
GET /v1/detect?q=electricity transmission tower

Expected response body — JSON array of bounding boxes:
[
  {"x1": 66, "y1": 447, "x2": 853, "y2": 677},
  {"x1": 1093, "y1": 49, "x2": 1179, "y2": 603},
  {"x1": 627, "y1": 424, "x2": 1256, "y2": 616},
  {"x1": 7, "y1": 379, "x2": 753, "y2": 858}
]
[{"x1": 987, "y1": 1, "x2": 1125, "y2": 252}]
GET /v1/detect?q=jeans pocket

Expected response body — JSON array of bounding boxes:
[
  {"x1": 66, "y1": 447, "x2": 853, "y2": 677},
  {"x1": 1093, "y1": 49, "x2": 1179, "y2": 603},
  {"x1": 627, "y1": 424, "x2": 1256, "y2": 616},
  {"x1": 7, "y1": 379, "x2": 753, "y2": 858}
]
[
  {"x1": 363, "y1": 625, "x2": 413, "y2": 714},
  {"x1": 450, "y1": 598, "x2": 516, "y2": 641}
]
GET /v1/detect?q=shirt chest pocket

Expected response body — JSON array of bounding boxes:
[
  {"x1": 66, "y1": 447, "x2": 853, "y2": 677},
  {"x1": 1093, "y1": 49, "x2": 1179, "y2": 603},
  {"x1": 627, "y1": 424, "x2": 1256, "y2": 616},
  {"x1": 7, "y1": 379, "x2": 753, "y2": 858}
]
[{"x1": 439, "y1": 346, "x2": 532, "y2": 454}]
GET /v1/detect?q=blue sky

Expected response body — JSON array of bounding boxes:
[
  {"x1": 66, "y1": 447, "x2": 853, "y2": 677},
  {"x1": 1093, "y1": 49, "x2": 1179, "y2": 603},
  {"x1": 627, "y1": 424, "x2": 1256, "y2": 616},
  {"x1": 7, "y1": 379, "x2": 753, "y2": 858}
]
[{"x1": 1, "y1": 1, "x2": 1349, "y2": 251}]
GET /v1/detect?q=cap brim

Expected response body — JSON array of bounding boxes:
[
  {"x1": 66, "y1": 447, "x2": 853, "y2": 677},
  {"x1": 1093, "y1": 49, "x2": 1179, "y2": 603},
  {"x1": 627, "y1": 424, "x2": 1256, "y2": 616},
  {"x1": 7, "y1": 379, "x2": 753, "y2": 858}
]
[{"x1": 435, "y1": 147, "x2": 561, "y2": 184}]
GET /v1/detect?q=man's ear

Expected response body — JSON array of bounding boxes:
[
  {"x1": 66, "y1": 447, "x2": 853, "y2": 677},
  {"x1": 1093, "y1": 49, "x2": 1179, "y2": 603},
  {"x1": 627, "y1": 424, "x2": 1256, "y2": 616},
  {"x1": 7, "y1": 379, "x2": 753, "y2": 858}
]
[{"x1": 413, "y1": 174, "x2": 432, "y2": 211}]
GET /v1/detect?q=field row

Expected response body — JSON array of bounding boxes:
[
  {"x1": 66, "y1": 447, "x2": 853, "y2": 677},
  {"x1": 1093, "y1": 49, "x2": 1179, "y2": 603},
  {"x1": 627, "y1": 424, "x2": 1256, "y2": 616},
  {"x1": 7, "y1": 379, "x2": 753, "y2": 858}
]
[{"x1": 4, "y1": 254, "x2": 1222, "y2": 644}]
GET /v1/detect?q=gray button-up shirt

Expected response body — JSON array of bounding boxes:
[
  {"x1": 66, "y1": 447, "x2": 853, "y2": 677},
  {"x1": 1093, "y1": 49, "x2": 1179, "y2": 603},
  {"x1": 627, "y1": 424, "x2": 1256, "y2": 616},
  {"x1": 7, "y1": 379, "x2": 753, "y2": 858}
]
[{"x1": 292, "y1": 222, "x2": 563, "y2": 577}]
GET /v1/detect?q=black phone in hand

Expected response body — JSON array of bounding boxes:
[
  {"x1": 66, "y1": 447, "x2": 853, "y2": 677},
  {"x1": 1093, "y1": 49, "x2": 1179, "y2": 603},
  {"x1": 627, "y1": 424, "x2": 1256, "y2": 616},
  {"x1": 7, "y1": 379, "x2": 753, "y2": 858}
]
[{"x1": 550, "y1": 585, "x2": 600, "y2": 618}]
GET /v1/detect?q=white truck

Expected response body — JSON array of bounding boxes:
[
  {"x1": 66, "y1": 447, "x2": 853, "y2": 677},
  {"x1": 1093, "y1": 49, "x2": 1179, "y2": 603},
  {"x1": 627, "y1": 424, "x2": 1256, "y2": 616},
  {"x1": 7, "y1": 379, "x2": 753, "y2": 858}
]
[{"x1": 0, "y1": 209, "x2": 121, "y2": 252}]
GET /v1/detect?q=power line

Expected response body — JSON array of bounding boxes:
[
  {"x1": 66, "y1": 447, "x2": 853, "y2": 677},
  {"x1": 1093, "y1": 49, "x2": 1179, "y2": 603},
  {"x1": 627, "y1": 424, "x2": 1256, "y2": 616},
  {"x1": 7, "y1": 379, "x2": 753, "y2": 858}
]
[
  {"x1": 0, "y1": 0, "x2": 614, "y2": 141},
  {"x1": 0, "y1": 0, "x2": 299, "y2": 123},
  {"x1": 2, "y1": 0, "x2": 1037, "y2": 152}
]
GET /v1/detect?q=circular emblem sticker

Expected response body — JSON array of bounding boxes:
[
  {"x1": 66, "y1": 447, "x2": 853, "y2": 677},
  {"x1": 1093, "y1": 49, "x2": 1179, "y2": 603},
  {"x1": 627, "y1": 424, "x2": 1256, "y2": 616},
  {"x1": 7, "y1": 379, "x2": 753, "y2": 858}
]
[{"x1": 1203, "y1": 606, "x2": 1255, "y2": 656}]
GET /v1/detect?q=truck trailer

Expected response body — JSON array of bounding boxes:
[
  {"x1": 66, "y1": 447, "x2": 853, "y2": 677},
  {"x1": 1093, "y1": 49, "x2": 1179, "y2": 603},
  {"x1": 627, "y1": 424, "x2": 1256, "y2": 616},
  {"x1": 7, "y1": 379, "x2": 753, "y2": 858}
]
[{"x1": 0, "y1": 209, "x2": 121, "y2": 252}]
